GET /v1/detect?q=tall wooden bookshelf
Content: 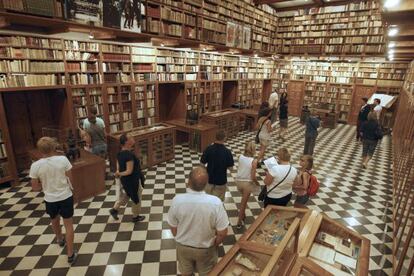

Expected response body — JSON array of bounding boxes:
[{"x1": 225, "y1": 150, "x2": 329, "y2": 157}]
[{"x1": 0, "y1": 94, "x2": 17, "y2": 185}]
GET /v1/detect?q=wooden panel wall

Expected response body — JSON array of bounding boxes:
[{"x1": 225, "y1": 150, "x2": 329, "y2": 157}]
[{"x1": 391, "y1": 88, "x2": 414, "y2": 276}]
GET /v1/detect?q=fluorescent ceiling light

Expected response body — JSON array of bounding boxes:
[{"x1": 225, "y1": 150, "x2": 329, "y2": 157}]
[
  {"x1": 388, "y1": 27, "x2": 399, "y2": 36},
  {"x1": 384, "y1": 0, "x2": 401, "y2": 8}
]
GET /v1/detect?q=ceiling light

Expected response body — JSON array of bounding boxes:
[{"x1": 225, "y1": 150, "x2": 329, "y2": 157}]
[
  {"x1": 203, "y1": 47, "x2": 207, "y2": 51},
  {"x1": 254, "y1": 54, "x2": 258, "y2": 58},
  {"x1": 88, "y1": 32, "x2": 94, "y2": 39},
  {"x1": 388, "y1": 27, "x2": 399, "y2": 36},
  {"x1": 160, "y1": 43, "x2": 165, "y2": 47},
  {"x1": 384, "y1": 0, "x2": 401, "y2": 8},
  {"x1": 388, "y1": 42, "x2": 396, "y2": 48}
]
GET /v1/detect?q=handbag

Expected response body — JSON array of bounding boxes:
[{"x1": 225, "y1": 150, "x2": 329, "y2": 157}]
[
  {"x1": 258, "y1": 165, "x2": 292, "y2": 201},
  {"x1": 255, "y1": 119, "x2": 267, "y2": 144}
]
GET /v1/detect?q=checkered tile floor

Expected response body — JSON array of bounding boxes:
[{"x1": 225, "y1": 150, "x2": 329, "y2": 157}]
[{"x1": 0, "y1": 117, "x2": 394, "y2": 276}]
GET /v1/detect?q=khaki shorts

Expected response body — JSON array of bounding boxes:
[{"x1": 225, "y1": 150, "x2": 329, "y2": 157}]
[
  {"x1": 176, "y1": 243, "x2": 218, "y2": 276},
  {"x1": 204, "y1": 183, "x2": 226, "y2": 202},
  {"x1": 236, "y1": 180, "x2": 260, "y2": 195}
]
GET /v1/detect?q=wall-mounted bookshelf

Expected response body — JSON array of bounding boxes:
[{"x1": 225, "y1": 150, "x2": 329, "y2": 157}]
[{"x1": 276, "y1": 1, "x2": 385, "y2": 56}]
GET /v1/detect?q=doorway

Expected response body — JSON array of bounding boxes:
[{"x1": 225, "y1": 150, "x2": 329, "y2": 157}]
[
  {"x1": 158, "y1": 83, "x2": 186, "y2": 121},
  {"x1": 3, "y1": 89, "x2": 70, "y2": 170},
  {"x1": 222, "y1": 81, "x2": 237, "y2": 108}
]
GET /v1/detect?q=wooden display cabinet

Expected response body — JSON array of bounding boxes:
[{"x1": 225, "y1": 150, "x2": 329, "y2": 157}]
[
  {"x1": 209, "y1": 216, "x2": 301, "y2": 276},
  {"x1": 313, "y1": 109, "x2": 338, "y2": 129},
  {"x1": 166, "y1": 119, "x2": 217, "y2": 152},
  {"x1": 107, "y1": 123, "x2": 175, "y2": 171},
  {"x1": 201, "y1": 108, "x2": 241, "y2": 139},
  {"x1": 289, "y1": 257, "x2": 333, "y2": 276},
  {"x1": 299, "y1": 214, "x2": 370, "y2": 276},
  {"x1": 28, "y1": 149, "x2": 106, "y2": 204}
]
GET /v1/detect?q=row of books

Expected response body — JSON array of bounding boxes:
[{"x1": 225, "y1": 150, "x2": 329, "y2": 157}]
[
  {"x1": 66, "y1": 62, "x2": 98, "y2": 72},
  {"x1": 0, "y1": 35, "x2": 62, "y2": 49},
  {"x1": 64, "y1": 41, "x2": 99, "y2": 52},
  {"x1": 0, "y1": 60, "x2": 65, "y2": 72},
  {"x1": 0, "y1": 47, "x2": 63, "y2": 59},
  {"x1": 0, "y1": 74, "x2": 65, "y2": 87}
]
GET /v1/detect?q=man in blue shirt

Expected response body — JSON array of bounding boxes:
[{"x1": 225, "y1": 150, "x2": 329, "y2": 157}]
[{"x1": 304, "y1": 115, "x2": 321, "y2": 155}]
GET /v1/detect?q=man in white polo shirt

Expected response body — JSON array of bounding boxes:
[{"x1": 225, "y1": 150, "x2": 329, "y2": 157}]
[{"x1": 167, "y1": 166, "x2": 229, "y2": 276}]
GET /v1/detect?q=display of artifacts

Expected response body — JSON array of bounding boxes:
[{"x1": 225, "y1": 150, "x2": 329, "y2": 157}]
[
  {"x1": 241, "y1": 26, "x2": 251, "y2": 50},
  {"x1": 220, "y1": 250, "x2": 269, "y2": 276},
  {"x1": 64, "y1": 0, "x2": 103, "y2": 26},
  {"x1": 307, "y1": 230, "x2": 362, "y2": 275},
  {"x1": 234, "y1": 24, "x2": 242, "y2": 49},
  {"x1": 103, "y1": 0, "x2": 145, "y2": 32},
  {"x1": 248, "y1": 209, "x2": 297, "y2": 247}
]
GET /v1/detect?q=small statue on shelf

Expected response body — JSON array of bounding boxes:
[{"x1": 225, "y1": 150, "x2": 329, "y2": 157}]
[{"x1": 65, "y1": 129, "x2": 80, "y2": 162}]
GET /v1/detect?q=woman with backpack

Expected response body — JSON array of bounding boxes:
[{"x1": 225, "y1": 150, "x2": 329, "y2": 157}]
[
  {"x1": 360, "y1": 112, "x2": 383, "y2": 168},
  {"x1": 256, "y1": 107, "x2": 273, "y2": 165},
  {"x1": 293, "y1": 155, "x2": 313, "y2": 207}
]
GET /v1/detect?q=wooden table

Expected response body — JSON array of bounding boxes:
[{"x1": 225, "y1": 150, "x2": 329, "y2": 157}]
[
  {"x1": 313, "y1": 108, "x2": 338, "y2": 129},
  {"x1": 201, "y1": 109, "x2": 241, "y2": 138},
  {"x1": 240, "y1": 109, "x2": 259, "y2": 131},
  {"x1": 107, "y1": 123, "x2": 176, "y2": 172},
  {"x1": 28, "y1": 149, "x2": 106, "y2": 204},
  {"x1": 166, "y1": 119, "x2": 217, "y2": 152}
]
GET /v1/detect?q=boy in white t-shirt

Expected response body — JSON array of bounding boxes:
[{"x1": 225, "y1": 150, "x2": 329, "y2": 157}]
[{"x1": 29, "y1": 137, "x2": 78, "y2": 264}]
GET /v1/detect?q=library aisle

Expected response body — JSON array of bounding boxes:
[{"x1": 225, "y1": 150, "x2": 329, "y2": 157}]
[{"x1": 0, "y1": 118, "x2": 393, "y2": 276}]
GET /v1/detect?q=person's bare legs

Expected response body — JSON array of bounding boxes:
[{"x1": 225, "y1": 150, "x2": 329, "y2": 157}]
[
  {"x1": 237, "y1": 189, "x2": 251, "y2": 226},
  {"x1": 63, "y1": 218, "x2": 74, "y2": 257},
  {"x1": 51, "y1": 216, "x2": 63, "y2": 242},
  {"x1": 258, "y1": 144, "x2": 266, "y2": 163}
]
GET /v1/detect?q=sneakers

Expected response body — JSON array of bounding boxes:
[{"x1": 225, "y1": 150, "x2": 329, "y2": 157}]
[
  {"x1": 109, "y1": 208, "x2": 119, "y2": 220},
  {"x1": 56, "y1": 237, "x2": 66, "y2": 247},
  {"x1": 132, "y1": 215, "x2": 145, "y2": 223},
  {"x1": 68, "y1": 251, "x2": 78, "y2": 264}
]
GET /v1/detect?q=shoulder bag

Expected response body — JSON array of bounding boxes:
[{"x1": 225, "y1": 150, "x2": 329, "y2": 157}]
[
  {"x1": 255, "y1": 119, "x2": 267, "y2": 144},
  {"x1": 258, "y1": 165, "x2": 292, "y2": 201}
]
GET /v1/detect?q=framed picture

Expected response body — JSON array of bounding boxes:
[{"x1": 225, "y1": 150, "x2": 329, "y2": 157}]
[
  {"x1": 64, "y1": 0, "x2": 103, "y2": 26},
  {"x1": 242, "y1": 26, "x2": 251, "y2": 49},
  {"x1": 226, "y1": 22, "x2": 236, "y2": 47}
]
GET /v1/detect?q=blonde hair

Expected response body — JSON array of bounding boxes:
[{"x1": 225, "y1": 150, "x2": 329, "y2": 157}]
[
  {"x1": 277, "y1": 148, "x2": 291, "y2": 162},
  {"x1": 37, "y1": 137, "x2": 57, "y2": 154},
  {"x1": 244, "y1": 141, "x2": 256, "y2": 157},
  {"x1": 301, "y1": 155, "x2": 313, "y2": 171},
  {"x1": 368, "y1": 112, "x2": 377, "y2": 121}
]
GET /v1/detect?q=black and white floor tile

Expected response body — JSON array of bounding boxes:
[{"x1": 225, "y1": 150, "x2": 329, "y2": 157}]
[{"x1": 0, "y1": 117, "x2": 394, "y2": 275}]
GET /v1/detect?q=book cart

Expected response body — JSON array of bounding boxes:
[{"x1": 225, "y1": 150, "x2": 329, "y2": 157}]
[
  {"x1": 107, "y1": 123, "x2": 175, "y2": 171},
  {"x1": 211, "y1": 206, "x2": 370, "y2": 276}
]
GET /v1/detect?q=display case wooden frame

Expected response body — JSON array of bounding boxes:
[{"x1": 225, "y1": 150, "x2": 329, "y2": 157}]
[
  {"x1": 289, "y1": 256, "x2": 334, "y2": 276},
  {"x1": 298, "y1": 214, "x2": 370, "y2": 276},
  {"x1": 201, "y1": 108, "x2": 241, "y2": 139},
  {"x1": 209, "y1": 216, "x2": 301, "y2": 276},
  {"x1": 107, "y1": 123, "x2": 175, "y2": 171}
]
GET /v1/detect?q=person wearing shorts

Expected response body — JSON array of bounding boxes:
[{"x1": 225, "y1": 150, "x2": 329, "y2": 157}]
[
  {"x1": 29, "y1": 137, "x2": 78, "y2": 264},
  {"x1": 235, "y1": 141, "x2": 259, "y2": 229},
  {"x1": 168, "y1": 166, "x2": 229, "y2": 276},
  {"x1": 256, "y1": 107, "x2": 273, "y2": 165}
]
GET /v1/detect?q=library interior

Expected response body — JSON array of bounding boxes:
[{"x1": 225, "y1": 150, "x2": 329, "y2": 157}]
[{"x1": 0, "y1": 0, "x2": 413, "y2": 275}]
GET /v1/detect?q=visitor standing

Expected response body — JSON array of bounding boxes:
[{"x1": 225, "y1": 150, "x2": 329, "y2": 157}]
[
  {"x1": 29, "y1": 137, "x2": 78, "y2": 264},
  {"x1": 304, "y1": 115, "x2": 321, "y2": 156},
  {"x1": 268, "y1": 90, "x2": 279, "y2": 123},
  {"x1": 168, "y1": 166, "x2": 229, "y2": 276},
  {"x1": 356, "y1": 97, "x2": 371, "y2": 141},
  {"x1": 279, "y1": 92, "x2": 289, "y2": 140},
  {"x1": 293, "y1": 155, "x2": 313, "y2": 207},
  {"x1": 235, "y1": 141, "x2": 259, "y2": 229},
  {"x1": 263, "y1": 148, "x2": 298, "y2": 207},
  {"x1": 360, "y1": 112, "x2": 382, "y2": 169},
  {"x1": 256, "y1": 107, "x2": 273, "y2": 164},
  {"x1": 109, "y1": 134, "x2": 145, "y2": 222},
  {"x1": 200, "y1": 130, "x2": 234, "y2": 202},
  {"x1": 85, "y1": 111, "x2": 107, "y2": 158}
]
